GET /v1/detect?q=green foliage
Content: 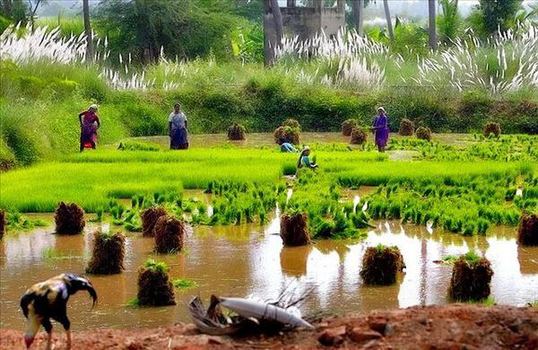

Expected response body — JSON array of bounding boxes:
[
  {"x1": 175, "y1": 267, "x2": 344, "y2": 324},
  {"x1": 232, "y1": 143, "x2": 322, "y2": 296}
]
[
  {"x1": 467, "y1": 0, "x2": 524, "y2": 37},
  {"x1": 126, "y1": 297, "x2": 140, "y2": 307},
  {"x1": 118, "y1": 140, "x2": 161, "y2": 151},
  {"x1": 172, "y1": 278, "x2": 198, "y2": 289},
  {"x1": 36, "y1": 16, "x2": 85, "y2": 37},
  {"x1": 437, "y1": 0, "x2": 462, "y2": 45},
  {"x1": 95, "y1": 0, "x2": 250, "y2": 63},
  {"x1": 477, "y1": 0, "x2": 523, "y2": 35},
  {"x1": 463, "y1": 250, "x2": 481, "y2": 265},
  {"x1": 42, "y1": 247, "x2": 79, "y2": 261},
  {"x1": 6, "y1": 211, "x2": 46, "y2": 231},
  {"x1": 143, "y1": 258, "x2": 169, "y2": 273}
]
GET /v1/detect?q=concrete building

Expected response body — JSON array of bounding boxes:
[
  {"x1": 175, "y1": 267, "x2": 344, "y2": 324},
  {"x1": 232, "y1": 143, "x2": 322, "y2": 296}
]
[{"x1": 281, "y1": 0, "x2": 346, "y2": 40}]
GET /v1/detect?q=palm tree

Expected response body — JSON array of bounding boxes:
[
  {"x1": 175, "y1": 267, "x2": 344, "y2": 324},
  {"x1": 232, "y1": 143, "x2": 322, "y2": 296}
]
[
  {"x1": 383, "y1": 0, "x2": 394, "y2": 41},
  {"x1": 428, "y1": 0, "x2": 437, "y2": 50},
  {"x1": 352, "y1": 0, "x2": 365, "y2": 35},
  {"x1": 264, "y1": 0, "x2": 283, "y2": 66},
  {"x1": 83, "y1": 0, "x2": 94, "y2": 62}
]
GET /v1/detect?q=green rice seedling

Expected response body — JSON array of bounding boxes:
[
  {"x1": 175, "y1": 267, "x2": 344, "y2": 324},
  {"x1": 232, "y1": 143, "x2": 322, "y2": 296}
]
[
  {"x1": 6, "y1": 212, "x2": 38, "y2": 231},
  {"x1": 126, "y1": 298, "x2": 140, "y2": 307},
  {"x1": 41, "y1": 247, "x2": 80, "y2": 261},
  {"x1": 172, "y1": 278, "x2": 198, "y2": 290},
  {"x1": 117, "y1": 140, "x2": 160, "y2": 151}
]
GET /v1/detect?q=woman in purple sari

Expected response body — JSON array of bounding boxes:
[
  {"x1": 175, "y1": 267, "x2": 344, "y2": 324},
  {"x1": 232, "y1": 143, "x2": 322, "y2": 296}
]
[
  {"x1": 78, "y1": 104, "x2": 100, "y2": 152},
  {"x1": 372, "y1": 107, "x2": 389, "y2": 152}
]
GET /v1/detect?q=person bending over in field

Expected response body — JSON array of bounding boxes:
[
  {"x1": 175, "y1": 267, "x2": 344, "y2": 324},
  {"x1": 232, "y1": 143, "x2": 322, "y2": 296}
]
[
  {"x1": 372, "y1": 107, "x2": 389, "y2": 153},
  {"x1": 280, "y1": 142, "x2": 297, "y2": 153},
  {"x1": 169, "y1": 103, "x2": 189, "y2": 150},
  {"x1": 78, "y1": 104, "x2": 100, "y2": 152},
  {"x1": 297, "y1": 146, "x2": 318, "y2": 170}
]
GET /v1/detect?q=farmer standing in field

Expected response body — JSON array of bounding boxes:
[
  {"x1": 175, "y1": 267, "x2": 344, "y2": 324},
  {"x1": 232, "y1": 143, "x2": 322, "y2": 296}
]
[
  {"x1": 78, "y1": 104, "x2": 100, "y2": 152},
  {"x1": 372, "y1": 107, "x2": 389, "y2": 152},
  {"x1": 169, "y1": 103, "x2": 189, "y2": 149}
]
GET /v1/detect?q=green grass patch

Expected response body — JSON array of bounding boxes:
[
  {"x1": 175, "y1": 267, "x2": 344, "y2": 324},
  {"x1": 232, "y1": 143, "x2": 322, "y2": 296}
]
[{"x1": 172, "y1": 278, "x2": 198, "y2": 290}]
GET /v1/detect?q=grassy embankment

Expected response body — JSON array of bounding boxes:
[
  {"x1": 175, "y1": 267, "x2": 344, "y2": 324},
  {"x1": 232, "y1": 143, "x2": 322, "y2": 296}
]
[{"x1": 1, "y1": 24, "x2": 537, "y2": 168}]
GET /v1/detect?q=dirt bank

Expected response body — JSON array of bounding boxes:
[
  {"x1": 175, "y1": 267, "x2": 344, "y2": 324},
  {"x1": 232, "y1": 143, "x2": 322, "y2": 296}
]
[{"x1": 1, "y1": 304, "x2": 536, "y2": 349}]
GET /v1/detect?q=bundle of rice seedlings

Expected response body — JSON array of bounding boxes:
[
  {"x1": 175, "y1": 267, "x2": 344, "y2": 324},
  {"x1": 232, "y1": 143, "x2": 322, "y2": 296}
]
[
  {"x1": 282, "y1": 118, "x2": 301, "y2": 130},
  {"x1": 141, "y1": 206, "x2": 167, "y2": 237},
  {"x1": 360, "y1": 245, "x2": 404, "y2": 285},
  {"x1": 415, "y1": 127, "x2": 432, "y2": 141},
  {"x1": 517, "y1": 212, "x2": 538, "y2": 246},
  {"x1": 274, "y1": 126, "x2": 300, "y2": 145},
  {"x1": 227, "y1": 123, "x2": 246, "y2": 140},
  {"x1": 137, "y1": 259, "x2": 176, "y2": 306},
  {"x1": 54, "y1": 202, "x2": 85, "y2": 234},
  {"x1": 449, "y1": 251, "x2": 494, "y2": 301},
  {"x1": 86, "y1": 230, "x2": 125, "y2": 275},
  {"x1": 483, "y1": 122, "x2": 501, "y2": 138},
  {"x1": 399, "y1": 119, "x2": 414, "y2": 136},
  {"x1": 341, "y1": 119, "x2": 358, "y2": 136},
  {"x1": 0, "y1": 210, "x2": 5, "y2": 239},
  {"x1": 154, "y1": 215, "x2": 185, "y2": 253},
  {"x1": 280, "y1": 213, "x2": 311, "y2": 246},
  {"x1": 350, "y1": 127, "x2": 367, "y2": 145}
]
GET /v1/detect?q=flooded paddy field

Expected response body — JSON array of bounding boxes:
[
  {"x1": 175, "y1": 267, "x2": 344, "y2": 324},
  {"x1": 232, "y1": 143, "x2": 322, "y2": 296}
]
[{"x1": 1, "y1": 215, "x2": 536, "y2": 330}]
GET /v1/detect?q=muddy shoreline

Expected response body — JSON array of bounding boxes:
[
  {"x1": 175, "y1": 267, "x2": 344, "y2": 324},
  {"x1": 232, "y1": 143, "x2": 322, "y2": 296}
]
[{"x1": 1, "y1": 305, "x2": 536, "y2": 349}]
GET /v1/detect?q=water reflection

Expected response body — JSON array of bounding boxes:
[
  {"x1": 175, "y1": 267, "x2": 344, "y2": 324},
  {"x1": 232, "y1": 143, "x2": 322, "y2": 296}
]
[
  {"x1": 1, "y1": 217, "x2": 537, "y2": 330},
  {"x1": 280, "y1": 245, "x2": 312, "y2": 277}
]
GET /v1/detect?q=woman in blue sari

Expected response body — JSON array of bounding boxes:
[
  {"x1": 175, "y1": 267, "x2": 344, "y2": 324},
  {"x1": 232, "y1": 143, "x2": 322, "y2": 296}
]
[
  {"x1": 168, "y1": 103, "x2": 189, "y2": 150},
  {"x1": 372, "y1": 107, "x2": 389, "y2": 152}
]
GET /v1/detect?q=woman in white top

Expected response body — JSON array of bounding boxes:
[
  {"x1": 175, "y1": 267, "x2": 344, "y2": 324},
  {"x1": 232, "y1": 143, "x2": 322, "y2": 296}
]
[{"x1": 168, "y1": 103, "x2": 189, "y2": 149}]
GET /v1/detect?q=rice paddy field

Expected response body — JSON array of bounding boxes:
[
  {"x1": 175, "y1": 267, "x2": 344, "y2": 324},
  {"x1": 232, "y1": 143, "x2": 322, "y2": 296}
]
[
  {"x1": 1, "y1": 18, "x2": 538, "y2": 347},
  {"x1": 1, "y1": 132, "x2": 537, "y2": 332}
]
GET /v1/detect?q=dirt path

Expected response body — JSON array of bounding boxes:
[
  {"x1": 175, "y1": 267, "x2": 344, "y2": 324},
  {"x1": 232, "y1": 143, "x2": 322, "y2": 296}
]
[{"x1": 1, "y1": 305, "x2": 536, "y2": 349}]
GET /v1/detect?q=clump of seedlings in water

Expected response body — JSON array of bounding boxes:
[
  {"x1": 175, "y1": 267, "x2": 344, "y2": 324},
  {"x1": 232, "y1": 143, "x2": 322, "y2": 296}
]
[
  {"x1": 350, "y1": 127, "x2": 367, "y2": 145},
  {"x1": 415, "y1": 126, "x2": 432, "y2": 141},
  {"x1": 449, "y1": 251, "x2": 494, "y2": 301},
  {"x1": 227, "y1": 123, "x2": 246, "y2": 140},
  {"x1": 280, "y1": 212, "x2": 311, "y2": 246},
  {"x1": 54, "y1": 202, "x2": 85, "y2": 234},
  {"x1": 360, "y1": 244, "x2": 404, "y2": 285},
  {"x1": 173, "y1": 278, "x2": 198, "y2": 290},
  {"x1": 205, "y1": 181, "x2": 279, "y2": 226},
  {"x1": 518, "y1": 212, "x2": 538, "y2": 246},
  {"x1": 141, "y1": 206, "x2": 167, "y2": 237},
  {"x1": 154, "y1": 215, "x2": 185, "y2": 253},
  {"x1": 483, "y1": 122, "x2": 501, "y2": 138},
  {"x1": 137, "y1": 259, "x2": 176, "y2": 306},
  {"x1": 341, "y1": 119, "x2": 358, "y2": 136},
  {"x1": 399, "y1": 118, "x2": 414, "y2": 136},
  {"x1": 86, "y1": 229, "x2": 125, "y2": 275}
]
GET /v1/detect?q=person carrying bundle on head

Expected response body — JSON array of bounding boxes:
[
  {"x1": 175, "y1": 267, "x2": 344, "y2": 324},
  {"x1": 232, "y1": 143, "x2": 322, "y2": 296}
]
[{"x1": 78, "y1": 104, "x2": 100, "y2": 152}]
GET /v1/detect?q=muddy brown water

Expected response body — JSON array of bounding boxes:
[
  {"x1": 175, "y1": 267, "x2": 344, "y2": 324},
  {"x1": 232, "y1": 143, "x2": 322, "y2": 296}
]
[{"x1": 1, "y1": 216, "x2": 537, "y2": 331}]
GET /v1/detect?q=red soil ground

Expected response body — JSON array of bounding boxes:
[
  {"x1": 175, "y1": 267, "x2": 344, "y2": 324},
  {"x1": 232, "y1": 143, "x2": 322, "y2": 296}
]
[{"x1": 1, "y1": 304, "x2": 536, "y2": 349}]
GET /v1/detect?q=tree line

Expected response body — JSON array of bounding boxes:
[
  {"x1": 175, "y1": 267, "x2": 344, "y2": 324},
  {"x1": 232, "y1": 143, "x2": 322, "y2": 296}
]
[{"x1": 1, "y1": 0, "x2": 535, "y2": 65}]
